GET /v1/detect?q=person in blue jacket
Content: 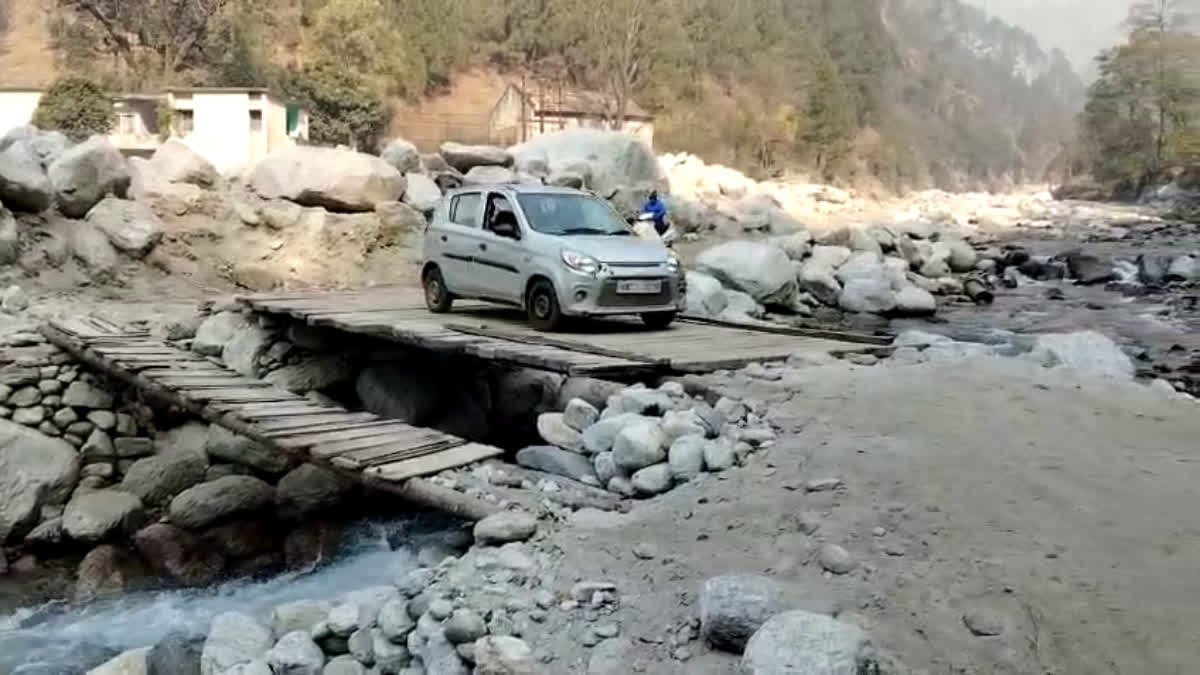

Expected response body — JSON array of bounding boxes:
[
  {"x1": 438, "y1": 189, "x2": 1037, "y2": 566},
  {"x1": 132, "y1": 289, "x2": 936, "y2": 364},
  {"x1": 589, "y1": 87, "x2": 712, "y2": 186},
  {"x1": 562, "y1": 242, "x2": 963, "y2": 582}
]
[{"x1": 641, "y1": 191, "x2": 668, "y2": 235}]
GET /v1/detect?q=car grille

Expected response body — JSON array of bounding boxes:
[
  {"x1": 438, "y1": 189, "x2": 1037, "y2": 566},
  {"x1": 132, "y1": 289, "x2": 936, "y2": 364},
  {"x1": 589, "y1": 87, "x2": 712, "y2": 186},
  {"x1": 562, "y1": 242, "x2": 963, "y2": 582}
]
[{"x1": 597, "y1": 277, "x2": 674, "y2": 308}]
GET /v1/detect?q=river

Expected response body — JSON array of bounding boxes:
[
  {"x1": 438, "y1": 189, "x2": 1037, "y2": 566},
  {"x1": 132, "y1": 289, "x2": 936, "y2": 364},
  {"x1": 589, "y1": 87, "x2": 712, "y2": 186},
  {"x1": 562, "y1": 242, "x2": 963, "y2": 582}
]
[{"x1": 0, "y1": 516, "x2": 455, "y2": 673}]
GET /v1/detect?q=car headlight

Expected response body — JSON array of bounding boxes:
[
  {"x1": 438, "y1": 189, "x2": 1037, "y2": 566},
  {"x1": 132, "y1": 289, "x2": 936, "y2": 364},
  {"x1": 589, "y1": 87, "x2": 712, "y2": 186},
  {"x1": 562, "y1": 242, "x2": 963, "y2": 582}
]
[
  {"x1": 666, "y1": 254, "x2": 680, "y2": 271},
  {"x1": 562, "y1": 249, "x2": 599, "y2": 275}
]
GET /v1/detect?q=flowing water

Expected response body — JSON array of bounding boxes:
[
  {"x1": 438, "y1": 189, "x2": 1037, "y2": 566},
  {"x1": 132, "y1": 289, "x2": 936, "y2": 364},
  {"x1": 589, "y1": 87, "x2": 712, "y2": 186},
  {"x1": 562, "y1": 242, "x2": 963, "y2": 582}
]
[{"x1": 0, "y1": 516, "x2": 457, "y2": 674}]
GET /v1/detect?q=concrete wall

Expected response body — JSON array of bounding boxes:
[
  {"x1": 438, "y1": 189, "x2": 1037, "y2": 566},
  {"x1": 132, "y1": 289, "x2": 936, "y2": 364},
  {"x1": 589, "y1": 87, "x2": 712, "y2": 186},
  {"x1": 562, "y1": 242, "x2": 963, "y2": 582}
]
[
  {"x1": 0, "y1": 91, "x2": 43, "y2": 136},
  {"x1": 109, "y1": 99, "x2": 160, "y2": 152},
  {"x1": 526, "y1": 115, "x2": 655, "y2": 148},
  {"x1": 187, "y1": 92, "x2": 252, "y2": 173}
]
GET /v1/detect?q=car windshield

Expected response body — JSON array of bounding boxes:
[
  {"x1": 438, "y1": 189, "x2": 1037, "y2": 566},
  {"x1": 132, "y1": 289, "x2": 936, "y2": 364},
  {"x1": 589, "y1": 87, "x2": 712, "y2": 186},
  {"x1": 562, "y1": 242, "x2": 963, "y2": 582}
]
[{"x1": 516, "y1": 193, "x2": 632, "y2": 236}]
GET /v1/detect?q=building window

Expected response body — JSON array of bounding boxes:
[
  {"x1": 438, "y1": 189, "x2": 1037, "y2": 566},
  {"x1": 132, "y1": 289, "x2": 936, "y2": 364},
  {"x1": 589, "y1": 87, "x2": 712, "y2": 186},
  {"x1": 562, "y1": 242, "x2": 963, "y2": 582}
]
[
  {"x1": 249, "y1": 110, "x2": 263, "y2": 133},
  {"x1": 177, "y1": 110, "x2": 194, "y2": 136}
]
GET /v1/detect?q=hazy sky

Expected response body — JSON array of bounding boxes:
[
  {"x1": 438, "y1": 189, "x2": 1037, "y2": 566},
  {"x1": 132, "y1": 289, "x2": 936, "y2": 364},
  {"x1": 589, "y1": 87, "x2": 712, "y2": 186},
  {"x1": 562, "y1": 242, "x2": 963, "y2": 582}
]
[{"x1": 962, "y1": 0, "x2": 1134, "y2": 76}]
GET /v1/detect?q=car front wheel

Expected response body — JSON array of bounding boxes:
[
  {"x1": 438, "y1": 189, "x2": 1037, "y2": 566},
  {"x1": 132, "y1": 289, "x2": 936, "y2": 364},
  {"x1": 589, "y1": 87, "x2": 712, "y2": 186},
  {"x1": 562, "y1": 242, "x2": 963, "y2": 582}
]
[
  {"x1": 641, "y1": 311, "x2": 676, "y2": 330},
  {"x1": 423, "y1": 266, "x2": 454, "y2": 313},
  {"x1": 526, "y1": 279, "x2": 563, "y2": 331}
]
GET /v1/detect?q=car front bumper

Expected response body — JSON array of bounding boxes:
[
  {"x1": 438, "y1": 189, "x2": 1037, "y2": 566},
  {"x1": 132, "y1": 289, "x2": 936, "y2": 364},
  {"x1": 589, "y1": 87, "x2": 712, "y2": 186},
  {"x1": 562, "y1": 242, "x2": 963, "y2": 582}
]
[{"x1": 557, "y1": 269, "x2": 685, "y2": 317}]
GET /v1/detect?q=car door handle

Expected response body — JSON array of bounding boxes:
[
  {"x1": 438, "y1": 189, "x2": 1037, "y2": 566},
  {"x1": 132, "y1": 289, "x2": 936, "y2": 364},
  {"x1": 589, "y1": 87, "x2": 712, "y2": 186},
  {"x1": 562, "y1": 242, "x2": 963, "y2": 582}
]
[
  {"x1": 440, "y1": 235, "x2": 447, "y2": 242},
  {"x1": 479, "y1": 243, "x2": 488, "y2": 251}
]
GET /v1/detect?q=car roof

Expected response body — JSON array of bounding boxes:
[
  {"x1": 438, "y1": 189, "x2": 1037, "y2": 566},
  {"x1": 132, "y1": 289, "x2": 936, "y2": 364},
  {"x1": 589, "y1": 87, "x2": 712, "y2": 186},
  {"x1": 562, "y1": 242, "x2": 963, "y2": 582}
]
[{"x1": 444, "y1": 184, "x2": 593, "y2": 198}]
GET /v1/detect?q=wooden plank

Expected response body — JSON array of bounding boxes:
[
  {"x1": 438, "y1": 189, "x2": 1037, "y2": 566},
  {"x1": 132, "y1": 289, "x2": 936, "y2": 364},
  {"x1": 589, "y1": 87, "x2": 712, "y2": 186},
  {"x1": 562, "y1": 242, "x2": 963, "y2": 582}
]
[
  {"x1": 219, "y1": 403, "x2": 331, "y2": 418},
  {"x1": 195, "y1": 391, "x2": 301, "y2": 404},
  {"x1": 253, "y1": 413, "x2": 381, "y2": 432},
  {"x1": 265, "y1": 419, "x2": 400, "y2": 440},
  {"x1": 445, "y1": 323, "x2": 665, "y2": 366},
  {"x1": 274, "y1": 423, "x2": 425, "y2": 450},
  {"x1": 309, "y1": 430, "x2": 453, "y2": 460},
  {"x1": 144, "y1": 370, "x2": 260, "y2": 379},
  {"x1": 339, "y1": 439, "x2": 465, "y2": 470},
  {"x1": 678, "y1": 315, "x2": 893, "y2": 346},
  {"x1": 155, "y1": 378, "x2": 275, "y2": 388},
  {"x1": 367, "y1": 443, "x2": 503, "y2": 482}
]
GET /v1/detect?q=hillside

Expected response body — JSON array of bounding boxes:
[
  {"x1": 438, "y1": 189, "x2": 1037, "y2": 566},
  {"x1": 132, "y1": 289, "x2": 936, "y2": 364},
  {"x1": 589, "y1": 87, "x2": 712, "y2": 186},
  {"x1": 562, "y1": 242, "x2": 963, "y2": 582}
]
[
  {"x1": 3, "y1": 0, "x2": 1086, "y2": 191},
  {"x1": 960, "y1": 0, "x2": 1130, "y2": 78}
]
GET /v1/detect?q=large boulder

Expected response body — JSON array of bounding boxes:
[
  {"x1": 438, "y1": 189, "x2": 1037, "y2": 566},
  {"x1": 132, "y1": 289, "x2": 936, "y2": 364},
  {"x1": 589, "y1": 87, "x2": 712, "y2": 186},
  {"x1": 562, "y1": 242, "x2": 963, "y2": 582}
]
[
  {"x1": 248, "y1": 146, "x2": 405, "y2": 212},
  {"x1": 612, "y1": 419, "x2": 667, "y2": 472},
  {"x1": 439, "y1": 142, "x2": 513, "y2": 172},
  {"x1": 168, "y1": 476, "x2": 275, "y2": 529},
  {"x1": 201, "y1": 612, "x2": 273, "y2": 675},
  {"x1": 62, "y1": 489, "x2": 146, "y2": 542},
  {"x1": 696, "y1": 241, "x2": 797, "y2": 307},
  {"x1": 206, "y1": 425, "x2": 291, "y2": 475},
  {"x1": 275, "y1": 463, "x2": 353, "y2": 520},
  {"x1": 48, "y1": 136, "x2": 131, "y2": 218},
  {"x1": 1027, "y1": 331, "x2": 1135, "y2": 379},
  {"x1": 463, "y1": 165, "x2": 518, "y2": 186},
  {"x1": 74, "y1": 543, "x2": 151, "y2": 602},
  {"x1": 516, "y1": 445, "x2": 599, "y2": 485},
  {"x1": 355, "y1": 363, "x2": 445, "y2": 425},
  {"x1": 120, "y1": 449, "x2": 209, "y2": 506},
  {"x1": 472, "y1": 636, "x2": 539, "y2": 674},
  {"x1": 84, "y1": 197, "x2": 164, "y2": 258},
  {"x1": 0, "y1": 140, "x2": 53, "y2": 212},
  {"x1": 380, "y1": 138, "x2": 421, "y2": 174},
  {"x1": 264, "y1": 355, "x2": 353, "y2": 393},
  {"x1": 685, "y1": 270, "x2": 728, "y2": 316},
  {"x1": 0, "y1": 420, "x2": 79, "y2": 543},
  {"x1": 67, "y1": 220, "x2": 120, "y2": 280},
  {"x1": 147, "y1": 632, "x2": 203, "y2": 675},
  {"x1": 509, "y1": 130, "x2": 664, "y2": 199},
  {"x1": 0, "y1": 207, "x2": 18, "y2": 265},
  {"x1": 403, "y1": 172, "x2": 442, "y2": 213},
  {"x1": 739, "y1": 610, "x2": 874, "y2": 675},
  {"x1": 266, "y1": 631, "x2": 325, "y2": 675},
  {"x1": 149, "y1": 139, "x2": 218, "y2": 187},
  {"x1": 700, "y1": 574, "x2": 797, "y2": 652},
  {"x1": 134, "y1": 522, "x2": 225, "y2": 585},
  {"x1": 87, "y1": 647, "x2": 150, "y2": 675}
]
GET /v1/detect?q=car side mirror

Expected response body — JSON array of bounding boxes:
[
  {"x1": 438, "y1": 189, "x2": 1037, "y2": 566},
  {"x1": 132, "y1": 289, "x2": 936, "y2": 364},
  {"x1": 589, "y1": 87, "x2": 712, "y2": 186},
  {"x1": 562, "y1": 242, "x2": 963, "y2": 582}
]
[{"x1": 493, "y1": 221, "x2": 519, "y2": 239}]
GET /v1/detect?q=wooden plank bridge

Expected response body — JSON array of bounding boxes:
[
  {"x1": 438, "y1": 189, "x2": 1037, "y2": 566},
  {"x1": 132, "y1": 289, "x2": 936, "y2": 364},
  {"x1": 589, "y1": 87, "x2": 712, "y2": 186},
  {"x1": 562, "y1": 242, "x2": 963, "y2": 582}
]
[
  {"x1": 41, "y1": 316, "x2": 504, "y2": 520},
  {"x1": 238, "y1": 287, "x2": 891, "y2": 377}
]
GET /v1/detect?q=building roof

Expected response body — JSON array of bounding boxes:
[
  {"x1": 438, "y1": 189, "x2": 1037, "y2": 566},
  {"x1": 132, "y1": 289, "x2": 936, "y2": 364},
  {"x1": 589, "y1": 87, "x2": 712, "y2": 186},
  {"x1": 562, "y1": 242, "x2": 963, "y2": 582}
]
[
  {"x1": 510, "y1": 84, "x2": 652, "y2": 120},
  {"x1": 163, "y1": 87, "x2": 272, "y2": 94}
]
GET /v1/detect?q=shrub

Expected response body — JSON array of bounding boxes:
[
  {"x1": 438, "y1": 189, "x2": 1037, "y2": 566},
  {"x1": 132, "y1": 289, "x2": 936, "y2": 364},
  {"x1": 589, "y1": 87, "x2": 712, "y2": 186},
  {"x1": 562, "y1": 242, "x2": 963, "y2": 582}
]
[{"x1": 32, "y1": 76, "x2": 114, "y2": 141}]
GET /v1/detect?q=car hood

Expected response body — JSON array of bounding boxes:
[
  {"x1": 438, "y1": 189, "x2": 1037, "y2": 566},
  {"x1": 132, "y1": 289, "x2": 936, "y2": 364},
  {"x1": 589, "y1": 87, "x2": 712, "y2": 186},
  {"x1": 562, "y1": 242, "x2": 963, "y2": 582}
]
[{"x1": 561, "y1": 236, "x2": 670, "y2": 264}]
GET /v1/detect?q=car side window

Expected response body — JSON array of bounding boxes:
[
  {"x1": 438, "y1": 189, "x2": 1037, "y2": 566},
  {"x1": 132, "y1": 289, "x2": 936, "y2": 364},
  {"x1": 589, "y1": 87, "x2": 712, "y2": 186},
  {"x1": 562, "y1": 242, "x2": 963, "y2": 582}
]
[
  {"x1": 449, "y1": 193, "x2": 482, "y2": 228},
  {"x1": 484, "y1": 193, "x2": 516, "y2": 231}
]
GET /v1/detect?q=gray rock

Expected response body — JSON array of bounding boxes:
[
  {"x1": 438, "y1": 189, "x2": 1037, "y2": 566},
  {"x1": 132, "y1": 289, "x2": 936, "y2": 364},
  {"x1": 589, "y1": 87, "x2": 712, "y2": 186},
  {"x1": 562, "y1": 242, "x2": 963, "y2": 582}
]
[
  {"x1": 685, "y1": 270, "x2": 729, "y2": 316},
  {"x1": 249, "y1": 146, "x2": 404, "y2": 212},
  {"x1": 120, "y1": 450, "x2": 208, "y2": 506},
  {"x1": 0, "y1": 140, "x2": 53, "y2": 212},
  {"x1": 222, "y1": 660, "x2": 272, "y2": 675},
  {"x1": 222, "y1": 320, "x2": 273, "y2": 377},
  {"x1": 81, "y1": 429, "x2": 116, "y2": 462},
  {"x1": 2, "y1": 284, "x2": 29, "y2": 313},
  {"x1": 462, "y1": 165, "x2": 518, "y2": 186},
  {"x1": 88, "y1": 410, "x2": 117, "y2": 431},
  {"x1": 700, "y1": 574, "x2": 797, "y2": 653},
  {"x1": 414, "y1": 629, "x2": 467, "y2": 675},
  {"x1": 264, "y1": 355, "x2": 353, "y2": 393},
  {"x1": 587, "y1": 637, "x2": 634, "y2": 675},
  {"x1": 66, "y1": 219, "x2": 120, "y2": 279},
  {"x1": 817, "y1": 544, "x2": 857, "y2": 575},
  {"x1": 200, "y1": 611, "x2": 273, "y2": 675},
  {"x1": 738, "y1": 610, "x2": 873, "y2": 675},
  {"x1": 661, "y1": 410, "x2": 707, "y2": 444},
  {"x1": 668, "y1": 435, "x2": 706, "y2": 483},
  {"x1": 87, "y1": 647, "x2": 151, "y2": 675},
  {"x1": 562, "y1": 398, "x2": 599, "y2": 431},
  {"x1": 696, "y1": 241, "x2": 797, "y2": 307},
  {"x1": 395, "y1": 567, "x2": 433, "y2": 598},
  {"x1": 381, "y1": 138, "x2": 422, "y2": 174},
  {"x1": 402, "y1": 172, "x2": 441, "y2": 213},
  {"x1": 192, "y1": 312, "x2": 244, "y2": 356},
  {"x1": 962, "y1": 608, "x2": 1005, "y2": 636},
  {"x1": 703, "y1": 439, "x2": 735, "y2": 472},
  {"x1": 355, "y1": 363, "x2": 445, "y2": 426},
  {"x1": 62, "y1": 380, "x2": 114, "y2": 408},
  {"x1": 509, "y1": 128, "x2": 663, "y2": 199},
  {"x1": 271, "y1": 599, "x2": 334, "y2": 640},
  {"x1": 838, "y1": 275, "x2": 896, "y2": 315},
  {"x1": 372, "y1": 628, "x2": 410, "y2": 673},
  {"x1": 8, "y1": 385, "x2": 41, "y2": 407},
  {"x1": 439, "y1": 142, "x2": 513, "y2": 172},
  {"x1": 631, "y1": 463, "x2": 672, "y2": 496},
  {"x1": 582, "y1": 413, "x2": 647, "y2": 455},
  {"x1": 607, "y1": 476, "x2": 635, "y2": 497},
  {"x1": 428, "y1": 598, "x2": 454, "y2": 621},
  {"x1": 147, "y1": 631, "x2": 202, "y2": 675},
  {"x1": 323, "y1": 655, "x2": 367, "y2": 675},
  {"x1": 0, "y1": 420, "x2": 79, "y2": 543},
  {"x1": 62, "y1": 489, "x2": 145, "y2": 542},
  {"x1": 47, "y1": 136, "x2": 131, "y2": 217},
  {"x1": 85, "y1": 197, "x2": 163, "y2": 258},
  {"x1": 558, "y1": 377, "x2": 623, "y2": 411},
  {"x1": 1026, "y1": 331, "x2": 1135, "y2": 380},
  {"x1": 1167, "y1": 254, "x2": 1197, "y2": 281},
  {"x1": 892, "y1": 285, "x2": 937, "y2": 316},
  {"x1": 612, "y1": 419, "x2": 666, "y2": 472},
  {"x1": 474, "y1": 511, "x2": 538, "y2": 545},
  {"x1": 592, "y1": 452, "x2": 619, "y2": 486},
  {"x1": 276, "y1": 463, "x2": 353, "y2": 520},
  {"x1": 378, "y1": 597, "x2": 416, "y2": 642},
  {"x1": 149, "y1": 139, "x2": 218, "y2": 187},
  {"x1": 443, "y1": 609, "x2": 487, "y2": 645},
  {"x1": 535, "y1": 412, "x2": 584, "y2": 452},
  {"x1": 24, "y1": 516, "x2": 64, "y2": 546},
  {"x1": 168, "y1": 476, "x2": 275, "y2": 529},
  {"x1": 267, "y1": 630, "x2": 326, "y2": 675},
  {"x1": 114, "y1": 437, "x2": 154, "y2": 458},
  {"x1": 0, "y1": 208, "x2": 19, "y2": 265},
  {"x1": 206, "y1": 424, "x2": 291, "y2": 475},
  {"x1": 516, "y1": 445, "x2": 599, "y2": 485},
  {"x1": 347, "y1": 628, "x2": 374, "y2": 665},
  {"x1": 471, "y1": 635, "x2": 537, "y2": 674}
]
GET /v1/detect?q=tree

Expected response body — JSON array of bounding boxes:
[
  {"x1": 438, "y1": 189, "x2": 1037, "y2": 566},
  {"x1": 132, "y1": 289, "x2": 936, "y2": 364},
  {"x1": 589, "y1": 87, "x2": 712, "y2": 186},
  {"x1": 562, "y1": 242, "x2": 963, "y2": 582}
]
[
  {"x1": 53, "y1": 0, "x2": 231, "y2": 86},
  {"x1": 285, "y1": 61, "x2": 388, "y2": 151},
  {"x1": 32, "y1": 76, "x2": 114, "y2": 141}
]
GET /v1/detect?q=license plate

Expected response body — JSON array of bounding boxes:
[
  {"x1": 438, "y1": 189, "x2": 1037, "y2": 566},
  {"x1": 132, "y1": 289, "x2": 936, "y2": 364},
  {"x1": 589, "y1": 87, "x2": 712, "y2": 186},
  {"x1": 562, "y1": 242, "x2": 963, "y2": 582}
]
[{"x1": 616, "y1": 280, "x2": 662, "y2": 294}]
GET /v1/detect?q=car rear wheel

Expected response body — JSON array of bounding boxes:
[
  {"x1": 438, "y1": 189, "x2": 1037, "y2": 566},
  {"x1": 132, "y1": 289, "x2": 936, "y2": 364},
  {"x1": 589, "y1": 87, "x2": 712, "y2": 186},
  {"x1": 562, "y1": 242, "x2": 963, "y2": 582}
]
[
  {"x1": 641, "y1": 311, "x2": 676, "y2": 330},
  {"x1": 526, "y1": 279, "x2": 563, "y2": 331},
  {"x1": 423, "y1": 267, "x2": 454, "y2": 313}
]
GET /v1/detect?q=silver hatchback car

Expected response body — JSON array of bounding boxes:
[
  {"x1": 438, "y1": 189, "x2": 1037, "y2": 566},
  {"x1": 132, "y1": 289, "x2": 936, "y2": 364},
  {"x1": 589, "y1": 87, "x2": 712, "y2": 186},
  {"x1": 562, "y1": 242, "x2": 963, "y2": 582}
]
[{"x1": 421, "y1": 185, "x2": 684, "y2": 331}]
